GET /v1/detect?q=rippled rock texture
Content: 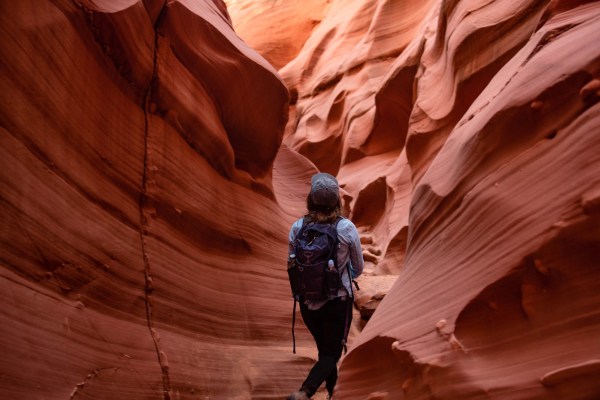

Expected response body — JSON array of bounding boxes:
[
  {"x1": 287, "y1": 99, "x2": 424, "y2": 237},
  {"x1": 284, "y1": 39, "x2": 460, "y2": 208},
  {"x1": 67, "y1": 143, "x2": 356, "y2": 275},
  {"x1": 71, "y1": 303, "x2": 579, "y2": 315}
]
[
  {"x1": 268, "y1": 0, "x2": 600, "y2": 398},
  {"x1": 2, "y1": 0, "x2": 600, "y2": 399},
  {"x1": 1, "y1": 1, "x2": 294, "y2": 399}
]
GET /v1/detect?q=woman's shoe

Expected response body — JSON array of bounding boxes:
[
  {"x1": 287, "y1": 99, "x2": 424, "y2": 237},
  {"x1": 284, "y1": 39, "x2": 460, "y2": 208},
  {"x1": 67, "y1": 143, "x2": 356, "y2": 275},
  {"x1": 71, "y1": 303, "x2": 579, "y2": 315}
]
[{"x1": 286, "y1": 391, "x2": 310, "y2": 400}]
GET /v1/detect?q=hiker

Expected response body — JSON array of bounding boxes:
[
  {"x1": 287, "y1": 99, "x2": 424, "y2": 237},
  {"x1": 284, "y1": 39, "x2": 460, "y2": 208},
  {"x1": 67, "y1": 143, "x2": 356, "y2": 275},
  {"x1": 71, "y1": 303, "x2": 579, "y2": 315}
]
[{"x1": 286, "y1": 173, "x2": 364, "y2": 400}]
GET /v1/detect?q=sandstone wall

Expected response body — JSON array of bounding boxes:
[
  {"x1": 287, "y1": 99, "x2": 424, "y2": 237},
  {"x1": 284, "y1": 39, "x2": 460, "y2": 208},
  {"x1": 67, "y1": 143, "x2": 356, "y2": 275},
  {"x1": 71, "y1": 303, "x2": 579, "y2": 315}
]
[
  {"x1": 2, "y1": 0, "x2": 600, "y2": 399},
  {"x1": 0, "y1": 1, "x2": 300, "y2": 399},
  {"x1": 223, "y1": 0, "x2": 332, "y2": 70},
  {"x1": 271, "y1": 0, "x2": 600, "y2": 398}
]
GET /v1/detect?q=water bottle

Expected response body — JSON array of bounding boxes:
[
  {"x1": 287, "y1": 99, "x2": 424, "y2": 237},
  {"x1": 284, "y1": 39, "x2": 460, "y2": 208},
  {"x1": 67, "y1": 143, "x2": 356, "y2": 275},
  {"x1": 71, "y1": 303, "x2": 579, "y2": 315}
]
[
  {"x1": 287, "y1": 254, "x2": 296, "y2": 269},
  {"x1": 325, "y1": 259, "x2": 340, "y2": 297}
]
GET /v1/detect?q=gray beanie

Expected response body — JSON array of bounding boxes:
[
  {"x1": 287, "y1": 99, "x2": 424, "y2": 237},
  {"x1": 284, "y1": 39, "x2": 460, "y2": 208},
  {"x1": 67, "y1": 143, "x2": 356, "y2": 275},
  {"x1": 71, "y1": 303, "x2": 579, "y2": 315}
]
[{"x1": 310, "y1": 173, "x2": 339, "y2": 208}]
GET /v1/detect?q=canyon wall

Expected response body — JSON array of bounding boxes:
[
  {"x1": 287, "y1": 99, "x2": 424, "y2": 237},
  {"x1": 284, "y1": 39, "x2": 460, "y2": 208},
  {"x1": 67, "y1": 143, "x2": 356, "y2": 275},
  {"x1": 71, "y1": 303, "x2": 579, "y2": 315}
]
[
  {"x1": 223, "y1": 0, "x2": 332, "y2": 70},
  {"x1": 1, "y1": 0, "x2": 600, "y2": 399},
  {"x1": 0, "y1": 1, "x2": 302, "y2": 399},
  {"x1": 267, "y1": 0, "x2": 600, "y2": 398}
]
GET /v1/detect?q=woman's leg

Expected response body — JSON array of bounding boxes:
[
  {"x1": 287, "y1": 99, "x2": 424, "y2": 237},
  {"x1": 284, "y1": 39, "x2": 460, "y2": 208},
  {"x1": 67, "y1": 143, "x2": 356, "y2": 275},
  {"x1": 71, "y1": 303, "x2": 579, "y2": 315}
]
[
  {"x1": 324, "y1": 367, "x2": 337, "y2": 397},
  {"x1": 300, "y1": 303, "x2": 324, "y2": 353},
  {"x1": 326, "y1": 297, "x2": 353, "y2": 395},
  {"x1": 299, "y1": 298, "x2": 348, "y2": 397}
]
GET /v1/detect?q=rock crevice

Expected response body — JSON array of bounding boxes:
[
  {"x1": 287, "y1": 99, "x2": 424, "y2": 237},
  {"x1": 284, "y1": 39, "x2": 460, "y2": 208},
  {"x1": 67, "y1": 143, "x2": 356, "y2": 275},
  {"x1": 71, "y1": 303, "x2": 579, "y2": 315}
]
[{"x1": 139, "y1": 2, "x2": 171, "y2": 399}]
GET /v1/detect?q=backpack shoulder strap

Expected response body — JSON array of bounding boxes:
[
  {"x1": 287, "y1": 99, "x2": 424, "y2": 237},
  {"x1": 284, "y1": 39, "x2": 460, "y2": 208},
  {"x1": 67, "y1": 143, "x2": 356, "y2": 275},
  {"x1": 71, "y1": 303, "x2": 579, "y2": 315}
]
[
  {"x1": 335, "y1": 216, "x2": 343, "y2": 227},
  {"x1": 332, "y1": 216, "x2": 343, "y2": 242}
]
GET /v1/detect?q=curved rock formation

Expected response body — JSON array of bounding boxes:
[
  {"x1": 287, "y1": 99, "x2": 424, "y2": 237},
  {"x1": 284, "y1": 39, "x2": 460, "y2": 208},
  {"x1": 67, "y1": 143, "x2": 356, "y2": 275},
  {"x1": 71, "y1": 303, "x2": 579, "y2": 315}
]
[
  {"x1": 331, "y1": 3, "x2": 600, "y2": 399},
  {"x1": 1, "y1": 1, "x2": 295, "y2": 399},
  {"x1": 223, "y1": 0, "x2": 332, "y2": 70},
  {"x1": 232, "y1": 0, "x2": 600, "y2": 398},
  {"x1": 2, "y1": 0, "x2": 600, "y2": 399}
]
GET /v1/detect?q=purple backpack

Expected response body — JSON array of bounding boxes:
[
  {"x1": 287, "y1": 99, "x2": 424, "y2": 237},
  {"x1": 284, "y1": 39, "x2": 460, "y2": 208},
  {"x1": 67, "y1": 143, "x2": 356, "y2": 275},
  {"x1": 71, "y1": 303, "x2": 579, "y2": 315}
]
[{"x1": 288, "y1": 218, "x2": 342, "y2": 301}]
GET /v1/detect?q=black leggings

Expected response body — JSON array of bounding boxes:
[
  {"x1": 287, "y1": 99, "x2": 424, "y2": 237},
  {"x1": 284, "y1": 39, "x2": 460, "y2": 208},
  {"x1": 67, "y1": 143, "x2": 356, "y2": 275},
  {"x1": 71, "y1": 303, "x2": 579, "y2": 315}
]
[{"x1": 299, "y1": 297, "x2": 351, "y2": 397}]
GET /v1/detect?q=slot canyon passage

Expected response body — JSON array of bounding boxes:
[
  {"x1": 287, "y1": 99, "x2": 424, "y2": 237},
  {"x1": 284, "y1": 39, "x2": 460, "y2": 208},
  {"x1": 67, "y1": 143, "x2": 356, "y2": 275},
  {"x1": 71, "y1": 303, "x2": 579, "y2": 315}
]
[{"x1": 1, "y1": 0, "x2": 600, "y2": 399}]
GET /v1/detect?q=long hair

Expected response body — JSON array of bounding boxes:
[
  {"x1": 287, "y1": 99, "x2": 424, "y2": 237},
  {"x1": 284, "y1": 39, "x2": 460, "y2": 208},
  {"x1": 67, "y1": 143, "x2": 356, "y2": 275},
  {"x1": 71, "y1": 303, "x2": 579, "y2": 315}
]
[{"x1": 305, "y1": 193, "x2": 343, "y2": 223}]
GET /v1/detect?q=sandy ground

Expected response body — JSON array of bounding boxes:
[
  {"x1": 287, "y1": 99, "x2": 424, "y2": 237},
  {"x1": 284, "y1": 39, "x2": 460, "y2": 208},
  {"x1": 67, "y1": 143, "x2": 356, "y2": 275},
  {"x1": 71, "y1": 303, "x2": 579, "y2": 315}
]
[{"x1": 312, "y1": 389, "x2": 329, "y2": 400}]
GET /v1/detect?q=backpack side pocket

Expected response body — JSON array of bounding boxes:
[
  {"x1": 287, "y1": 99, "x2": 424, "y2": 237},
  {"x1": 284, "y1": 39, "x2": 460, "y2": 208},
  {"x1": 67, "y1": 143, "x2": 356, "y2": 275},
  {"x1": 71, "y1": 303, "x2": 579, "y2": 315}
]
[
  {"x1": 287, "y1": 255, "x2": 302, "y2": 296},
  {"x1": 324, "y1": 265, "x2": 342, "y2": 298}
]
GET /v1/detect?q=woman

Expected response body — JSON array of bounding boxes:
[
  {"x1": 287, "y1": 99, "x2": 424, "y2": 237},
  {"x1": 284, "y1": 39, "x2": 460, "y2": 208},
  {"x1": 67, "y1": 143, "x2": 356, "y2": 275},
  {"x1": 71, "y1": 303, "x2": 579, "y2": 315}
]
[{"x1": 287, "y1": 173, "x2": 364, "y2": 400}]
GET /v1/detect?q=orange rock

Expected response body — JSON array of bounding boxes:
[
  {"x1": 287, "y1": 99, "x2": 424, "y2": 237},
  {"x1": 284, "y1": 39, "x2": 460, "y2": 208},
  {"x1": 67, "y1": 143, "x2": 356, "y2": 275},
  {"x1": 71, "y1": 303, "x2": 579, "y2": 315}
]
[{"x1": 3, "y1": 0, "x2": 600, "y2": 399}]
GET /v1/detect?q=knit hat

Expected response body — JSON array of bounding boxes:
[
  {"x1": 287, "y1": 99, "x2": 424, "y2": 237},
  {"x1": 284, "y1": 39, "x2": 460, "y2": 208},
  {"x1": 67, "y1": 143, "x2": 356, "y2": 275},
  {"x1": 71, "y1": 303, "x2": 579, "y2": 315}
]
[{"x1": 310, "y1": 173, "x2": 339, "y2": 208}]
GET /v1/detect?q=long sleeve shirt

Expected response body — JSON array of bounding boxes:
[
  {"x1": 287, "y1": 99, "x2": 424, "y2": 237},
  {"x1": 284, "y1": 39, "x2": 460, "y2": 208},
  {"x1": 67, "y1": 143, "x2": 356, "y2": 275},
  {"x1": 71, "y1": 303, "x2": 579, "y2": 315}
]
[{"x1": 288, "y1": 217, "x2": 364, "y2": 310}]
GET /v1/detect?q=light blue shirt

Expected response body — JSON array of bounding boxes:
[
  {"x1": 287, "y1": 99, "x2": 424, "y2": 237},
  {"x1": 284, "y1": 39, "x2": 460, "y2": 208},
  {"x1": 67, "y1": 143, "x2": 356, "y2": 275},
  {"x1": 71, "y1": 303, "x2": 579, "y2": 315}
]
[{"x1": 289, "y1": 217, "x2": 364, "y2": 310}]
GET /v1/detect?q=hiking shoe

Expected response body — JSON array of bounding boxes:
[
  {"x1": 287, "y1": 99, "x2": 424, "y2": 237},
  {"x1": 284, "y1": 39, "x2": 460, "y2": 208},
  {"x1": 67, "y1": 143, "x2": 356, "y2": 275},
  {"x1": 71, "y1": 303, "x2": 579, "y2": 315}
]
[{"x1": 286, "y1": 391, "x2": 310, "y2": 400}]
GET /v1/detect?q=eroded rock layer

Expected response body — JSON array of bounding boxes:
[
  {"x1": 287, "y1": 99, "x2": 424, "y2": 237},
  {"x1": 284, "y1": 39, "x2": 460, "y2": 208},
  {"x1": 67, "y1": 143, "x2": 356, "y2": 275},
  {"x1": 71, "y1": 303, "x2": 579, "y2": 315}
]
[
  {"x1": 223, "y1": 0, "x2": 332, "y2": 70},
  {"x1": 1, "y1": 1, "x2": 299, "y2": 399},
  {"x1": 265, "y1": 0, "x2": 600, "y2": 398},
  {"x1": 232, "y1": 0, "x2": 600, "y2": 398},
  {"x1": 2, "y1": 0, "x2": 600, "y2": 399}
]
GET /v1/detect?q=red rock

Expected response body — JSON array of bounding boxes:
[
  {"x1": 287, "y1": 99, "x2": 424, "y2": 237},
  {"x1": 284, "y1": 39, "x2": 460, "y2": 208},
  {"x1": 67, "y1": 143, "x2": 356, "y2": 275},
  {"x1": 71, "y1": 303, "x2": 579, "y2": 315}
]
[
  {"x1": 354, "y1": 275, "x2": 396, "y2": 320},
  {"x1": 2, "y1": 0, "x2": 600, "y2": 399},
  {"x1": 223, "y1": 0, "x2": 332, "y2": 69},
  {"x1": 232, "y1": 0, "x2": 600, "y2": 398},
  {"x1": 333, "y1": 4, "x2": 600, "y2": 399},
  {"x1": 1, "y1": 1, "x2": 292, "y2": 399}
]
